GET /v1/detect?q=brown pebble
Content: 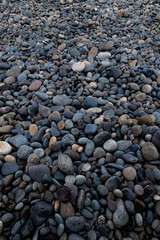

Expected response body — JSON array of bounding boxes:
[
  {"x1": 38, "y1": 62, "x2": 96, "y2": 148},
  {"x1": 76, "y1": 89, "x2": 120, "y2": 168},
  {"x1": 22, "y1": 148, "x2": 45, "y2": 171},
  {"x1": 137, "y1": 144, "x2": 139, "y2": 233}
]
[
  {"x1": 29, "y1": 80, "x2": 42, "y2": 91},
  {"x1": 49, "y1": 136, "x2": 57, "y2": 148},
  {"x1": 29, "y1": 124, "x2": 38, "y2": 136},
  {"x1": 123, "y1": 167, "x2": 137, "y2": 181},
  {"x1": 57, "y1": 120, "x2": 64, "y2": 130},
  {"x1": 60, "y1": 202, "x2": 75, "y2": 219},
  {"x1": 4, "y1": 155, "x2": 16, "y2": 163}
]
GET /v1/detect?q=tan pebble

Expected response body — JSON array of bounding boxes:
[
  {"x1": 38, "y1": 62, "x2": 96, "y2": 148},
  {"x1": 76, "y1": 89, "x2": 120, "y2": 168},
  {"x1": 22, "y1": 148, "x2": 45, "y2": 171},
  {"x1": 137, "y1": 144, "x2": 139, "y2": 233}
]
[
  {"x1": 4, "y1": 76, "x2": 15, "y2": 84},
  {"x1": 94, "y1": 117, "x2": 104, "y2": 124},
  {"x1": 19, "y1": 181, "x2": 27, "y2": 188},
  {"x1": 29, "y1": 124, "x2": 38, "y2": 136},
  {"x1": 88, "y1": 47, "x2": 98, "y2": 57},
  {"x1": 0, "y1": 141, "x2": 12, "y2": 155},
  {"x1": 89, "y1": 82, "x2": 97, "y2": 88},
  {"x1": 72, "y1": 144, "x2": 80, "y2": 152},
  {"x1": 138, "y1": 40, "x2": 145, "y2": 44},
  {"x1": 57, "y1": 121, "x2": 64, "y2": 130},
  {"x1": 52, "y1": 54, "x2": 59, "y2": 60},
  {"x1": 54, "y1": 200, "x2": 60, "y2": 212},
  {"x1": 46, "y1": 129, "x2": 50, "y2": 133},
  {"x1": 0, "y1": 125, "x2": 13, "y2": 133},
  {"x1": 123, "y1": 167, "x2": 137, "y2": 181},
  {"x1": 129, "y1": 60, "x2": 137, "y2": 67},
  {"x1": 49, "y1": 137, "x2": 57, "y2": 148},
  {"x1": 4, "y1": 155, "x2": 16, "y2": 162},
  {"x1": 78, "y1": 146, "x2": 83, "y2": 153},
  {"x1": 119, "y1": 97, "x2": 127, "y2": 102}
]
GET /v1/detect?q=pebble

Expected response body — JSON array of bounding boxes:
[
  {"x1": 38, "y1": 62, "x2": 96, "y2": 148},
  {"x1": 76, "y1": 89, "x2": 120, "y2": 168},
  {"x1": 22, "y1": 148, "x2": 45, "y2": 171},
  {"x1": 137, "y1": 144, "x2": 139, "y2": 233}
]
[
  {"x1": 0, "y1": 141, "x2": 12, "y2": 155},
  {"x1": 142, "y1": 142, "x2": 158, "y2": 161},
  {"x1": 103, "y1": 139, "x2": 117, "y2": 152},
  {"x1": 113, "y1": 199, "x2": 129, "y2": 228},
  {"x1": 72, "y1": 62, "x2": 86, "y2": 72},
  {"x1": 65, "y1": 216, "x2": 84, "y2": 232},
  {"x1": 58, "y1": 154, "x2": 74, "y2": 174},
  {"x1": 123, "y1": 167, "x2": 137, "y2": 181}
]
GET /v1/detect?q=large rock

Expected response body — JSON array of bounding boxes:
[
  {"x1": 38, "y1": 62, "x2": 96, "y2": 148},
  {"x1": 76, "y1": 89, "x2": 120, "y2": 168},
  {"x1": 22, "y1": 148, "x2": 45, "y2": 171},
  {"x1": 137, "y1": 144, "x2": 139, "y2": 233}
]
[
  {"x1": 30, "y1": 201, "x2": 53, "y2": 226},
  {"x1": 113, "y1": 199, "x2": 129, "y2": 228},
  {"x1": 142, "y1": 142, "x2": 158, "y2": 161}
]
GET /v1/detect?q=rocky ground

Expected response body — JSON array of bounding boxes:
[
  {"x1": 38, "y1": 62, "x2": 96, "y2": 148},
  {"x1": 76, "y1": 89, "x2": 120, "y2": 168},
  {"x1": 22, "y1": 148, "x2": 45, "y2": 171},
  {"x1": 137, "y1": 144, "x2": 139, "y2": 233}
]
[{"x1": 0, "y1": 0, "x2": 160, "y2": 239}]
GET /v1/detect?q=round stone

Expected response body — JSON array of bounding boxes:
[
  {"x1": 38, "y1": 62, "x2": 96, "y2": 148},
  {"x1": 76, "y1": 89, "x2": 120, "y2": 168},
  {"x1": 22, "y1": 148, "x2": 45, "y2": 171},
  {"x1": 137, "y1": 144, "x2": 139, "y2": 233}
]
[
  {"x1": 65, "y1": 216, "x2": 84, "y2": 232},
  {"x1": 0, "y1": 141, "x2": 12, "y2": 155},
  {"x1": 123, "y1": 167, "x2": 137, "y2": 181},
  {"x1": 142, "y1": 142, "x2": 158, "y2": 161},
  {"x1": 136, "y1": 93, "x2": 147, "y2": 102},
  {"x1": 103, "y1": 139, "x2": 118, "y2": 152},
  {"x1": 72, "y1": 62, "x2": 85, "y2": 72}
]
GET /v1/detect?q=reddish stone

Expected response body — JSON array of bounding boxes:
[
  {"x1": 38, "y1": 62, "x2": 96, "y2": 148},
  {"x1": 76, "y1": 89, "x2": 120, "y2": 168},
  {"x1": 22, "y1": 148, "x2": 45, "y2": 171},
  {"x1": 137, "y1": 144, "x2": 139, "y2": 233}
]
[{"x1": 29, "y1": 80, "x2": 42, "y2": 91}]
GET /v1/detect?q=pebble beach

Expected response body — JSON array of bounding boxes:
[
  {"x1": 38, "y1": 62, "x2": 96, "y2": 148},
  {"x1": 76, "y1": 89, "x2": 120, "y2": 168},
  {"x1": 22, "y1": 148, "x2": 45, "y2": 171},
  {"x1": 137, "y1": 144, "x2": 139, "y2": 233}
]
[{"x1": 0, "y1": 0, "x2": 160, "y2": 239}]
